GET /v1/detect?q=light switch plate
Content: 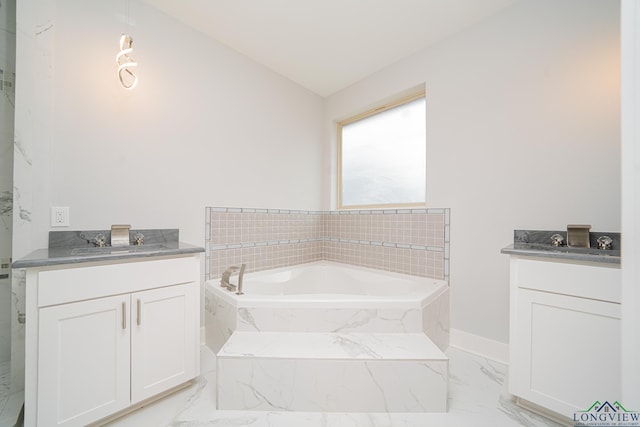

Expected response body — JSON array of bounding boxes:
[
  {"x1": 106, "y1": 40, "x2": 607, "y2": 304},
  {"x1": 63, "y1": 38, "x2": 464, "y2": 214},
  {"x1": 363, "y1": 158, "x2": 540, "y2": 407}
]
[{"x1": 51, "y1": 207, "x2": 70, "y2": 227}]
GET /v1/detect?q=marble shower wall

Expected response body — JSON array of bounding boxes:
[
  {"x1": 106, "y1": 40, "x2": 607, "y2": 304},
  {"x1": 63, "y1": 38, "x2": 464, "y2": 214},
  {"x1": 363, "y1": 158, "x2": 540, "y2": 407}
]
[
  {"x1": 0, "y1": 0, "x2": 17, "y2": 365},
  {"x1": 12, "y1": 0, "x2": 55, "y2": 395},
  {"x1": 206, "y1": 207, "x2": 450, "y2": 281}
]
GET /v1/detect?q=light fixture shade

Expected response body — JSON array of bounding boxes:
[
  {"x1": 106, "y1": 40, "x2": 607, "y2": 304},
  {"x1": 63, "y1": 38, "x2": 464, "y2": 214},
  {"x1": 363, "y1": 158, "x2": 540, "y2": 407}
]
[{"x1": 116, "y1": 34, "x2": 138, "y2": 89}]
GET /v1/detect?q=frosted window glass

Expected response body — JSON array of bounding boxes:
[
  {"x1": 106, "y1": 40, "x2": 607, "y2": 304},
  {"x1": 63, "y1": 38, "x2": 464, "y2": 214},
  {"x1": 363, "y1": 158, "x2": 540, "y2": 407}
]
[{"x1": 341, "y1": 97, "x2": 426, "y2": 207}]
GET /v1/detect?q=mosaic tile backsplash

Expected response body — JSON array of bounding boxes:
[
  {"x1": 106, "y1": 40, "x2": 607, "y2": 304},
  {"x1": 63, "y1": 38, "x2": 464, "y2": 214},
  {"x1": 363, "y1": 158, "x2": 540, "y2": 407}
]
[{"x1": 206, "y1": 207, "x2": 450, "y2": 281}]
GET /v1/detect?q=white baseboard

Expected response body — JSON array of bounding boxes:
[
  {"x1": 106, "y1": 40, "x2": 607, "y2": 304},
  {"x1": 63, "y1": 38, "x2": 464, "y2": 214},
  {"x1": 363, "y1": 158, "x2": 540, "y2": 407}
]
[{"x1": 449, "y1": 328, "x2": 509, "y2": 365}]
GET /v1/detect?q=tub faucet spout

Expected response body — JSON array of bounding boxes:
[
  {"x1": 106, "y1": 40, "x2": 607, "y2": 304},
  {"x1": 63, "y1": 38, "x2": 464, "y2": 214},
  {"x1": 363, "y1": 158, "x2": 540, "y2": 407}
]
[{"x1": 220, "y1": 264, "x2": 246, "y2": 295}]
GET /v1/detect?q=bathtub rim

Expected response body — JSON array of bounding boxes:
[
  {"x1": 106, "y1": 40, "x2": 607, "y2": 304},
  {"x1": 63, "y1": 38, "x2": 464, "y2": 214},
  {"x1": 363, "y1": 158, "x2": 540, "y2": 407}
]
[{"x1": 205, "y1": 261, "x2": 449, "y2": 310}]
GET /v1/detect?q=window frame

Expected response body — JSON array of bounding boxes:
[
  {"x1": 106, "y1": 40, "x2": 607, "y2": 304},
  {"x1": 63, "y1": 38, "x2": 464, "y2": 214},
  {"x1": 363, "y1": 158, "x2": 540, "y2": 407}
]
[{"x1": 337, "y1": 91, "x2": 427, "y2": 210}]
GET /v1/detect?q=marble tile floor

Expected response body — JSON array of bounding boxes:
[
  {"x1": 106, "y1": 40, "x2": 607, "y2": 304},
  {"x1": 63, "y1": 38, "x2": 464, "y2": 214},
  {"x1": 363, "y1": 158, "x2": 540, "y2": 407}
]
[
  {"x1": 0, "y1": 361, "x2": 24, "y2": 427},
  {"x1": 0, "y1": 361, "x2": 9, "y2": 416},
  {"x1": 0, "y1": 392, "x2": 23, "y2": 427},
  {"x1": 100, "y1": 345, "x2": 564, "y2": 427}
]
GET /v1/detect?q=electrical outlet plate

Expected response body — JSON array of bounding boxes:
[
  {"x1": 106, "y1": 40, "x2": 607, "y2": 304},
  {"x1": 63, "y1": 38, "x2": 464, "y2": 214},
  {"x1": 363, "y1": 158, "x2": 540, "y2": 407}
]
[
  {"x1": 0, "y1": 257, "x2": 10, "y2": 280},
  {"x1": 51, "y1": 206, "x2": 70, "y2": 227}
]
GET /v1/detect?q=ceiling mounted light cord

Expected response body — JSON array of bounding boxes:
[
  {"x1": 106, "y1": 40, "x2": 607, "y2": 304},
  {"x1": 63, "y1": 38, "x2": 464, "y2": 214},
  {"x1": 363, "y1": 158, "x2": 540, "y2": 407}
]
[{"x1": 116, "y1": 0, "x2": 138, "y2": 89}]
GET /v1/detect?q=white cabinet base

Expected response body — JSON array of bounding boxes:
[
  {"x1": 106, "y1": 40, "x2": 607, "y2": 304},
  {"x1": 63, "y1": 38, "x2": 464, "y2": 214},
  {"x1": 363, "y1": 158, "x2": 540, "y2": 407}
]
[
  {"x1": 24, "y1": 255, "x2": 201, "y2": 427},
  {"x1": 508, "y1": 256, "x2": 621, "y2": 419},
  {"x1": 86, "y1": 381, "x2": 195, "y2": 427},
  {"x1": 514, "y1": 397, "x2": 576, "y2": 427}
]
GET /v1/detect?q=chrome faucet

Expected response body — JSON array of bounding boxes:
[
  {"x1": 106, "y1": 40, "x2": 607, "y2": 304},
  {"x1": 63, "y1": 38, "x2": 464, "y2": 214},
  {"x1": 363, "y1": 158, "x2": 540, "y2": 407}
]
[{"x1": 220, "y1": 264, "x2": 246, "y2": 295}]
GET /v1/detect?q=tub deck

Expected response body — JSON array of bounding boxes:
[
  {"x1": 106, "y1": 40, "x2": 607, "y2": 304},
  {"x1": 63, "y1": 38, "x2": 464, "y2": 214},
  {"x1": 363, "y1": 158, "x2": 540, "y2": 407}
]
[{"x1": 205, "y1": 261, "x2": 450, "y2": 352}]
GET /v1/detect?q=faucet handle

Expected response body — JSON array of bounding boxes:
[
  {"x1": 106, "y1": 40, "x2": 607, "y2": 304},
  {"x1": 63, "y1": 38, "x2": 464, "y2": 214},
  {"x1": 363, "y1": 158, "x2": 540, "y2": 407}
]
[
  {"x1": 134, "y1": 232, "x2": 144, "y2": 246},
  {"x1": 597, "y1": 235, "x2": 613, "y2": 250},
  {"x1": 94, "y1": 233, "x2": 106, "y2": 247},
  {"x1": 550, "y1": 234, "x2": 564, "y2": 247}
]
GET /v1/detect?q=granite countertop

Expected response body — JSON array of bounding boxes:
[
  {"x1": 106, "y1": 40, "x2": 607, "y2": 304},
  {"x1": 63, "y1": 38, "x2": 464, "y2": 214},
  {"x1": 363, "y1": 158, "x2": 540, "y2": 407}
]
[
  {"x1": 12, "y1": 229, "x2": 204, "y2": 269},
  {"x1": 500, "y1": 244, "x2": 620, "y2": 264},
  {"x1": 501, "y1": 229, "x2": 621, "y2": 265}
]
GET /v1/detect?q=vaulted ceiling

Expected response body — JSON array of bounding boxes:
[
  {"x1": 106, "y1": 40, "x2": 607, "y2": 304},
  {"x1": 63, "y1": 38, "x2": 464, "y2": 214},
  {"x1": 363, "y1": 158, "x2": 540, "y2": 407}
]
[{"x1": 141, "y1": 0, "x2": 517, "y2": 96}]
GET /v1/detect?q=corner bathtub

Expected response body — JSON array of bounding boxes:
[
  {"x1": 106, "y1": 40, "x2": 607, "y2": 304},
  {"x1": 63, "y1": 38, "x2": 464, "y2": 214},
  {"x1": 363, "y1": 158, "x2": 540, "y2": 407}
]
[{"x1": 204, "y1": 261, "x2": 450, "y2": 352}]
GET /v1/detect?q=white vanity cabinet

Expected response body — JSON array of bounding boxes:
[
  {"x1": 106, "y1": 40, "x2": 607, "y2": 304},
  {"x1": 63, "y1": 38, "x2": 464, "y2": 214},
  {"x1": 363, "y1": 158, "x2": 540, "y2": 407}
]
[
  {"x1": 24, "y1": 255, "x2": 200, "y2": 427},
  {"x1": 508, "y1": 256, "x2": 621, "y2": 419}
]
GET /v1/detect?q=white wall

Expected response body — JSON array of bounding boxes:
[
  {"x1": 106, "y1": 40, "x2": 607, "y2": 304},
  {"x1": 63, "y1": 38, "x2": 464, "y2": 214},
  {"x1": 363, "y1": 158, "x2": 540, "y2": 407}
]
[
  {"x1": 324, "y1": 0, "x2": 621, "y2": 344},
  {"x1": 30, "y1": 0, "x2": 324, "y2": 251}
]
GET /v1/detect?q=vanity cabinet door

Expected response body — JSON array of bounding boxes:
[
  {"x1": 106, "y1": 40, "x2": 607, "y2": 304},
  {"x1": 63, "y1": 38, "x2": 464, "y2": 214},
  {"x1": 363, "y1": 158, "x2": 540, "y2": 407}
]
[
  {"x1": 510, "y1": 288, "x2": 621, "y2": 418},
  {"x1": 130, "y1": 282, "x2": 198, "y2": 403},
  {"x1": 37, "y1": 294, "x2": 131, "y2": 427}
]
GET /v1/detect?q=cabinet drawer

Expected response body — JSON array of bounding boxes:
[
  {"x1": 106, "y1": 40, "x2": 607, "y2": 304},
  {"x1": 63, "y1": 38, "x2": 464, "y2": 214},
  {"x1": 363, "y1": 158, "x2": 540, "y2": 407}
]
[
  {"x1": 38, "y1": 256, "x2": 199, "y2": 307},
  {"x1": 513, "y1": 258, "x2": 620, "y2": 303}
]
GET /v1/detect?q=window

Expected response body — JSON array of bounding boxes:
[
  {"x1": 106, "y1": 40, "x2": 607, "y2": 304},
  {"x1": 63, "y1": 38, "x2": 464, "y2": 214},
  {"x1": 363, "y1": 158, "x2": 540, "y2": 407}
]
[{"x1": 338, "y1": 92, "x2": 426, "y2": 209}]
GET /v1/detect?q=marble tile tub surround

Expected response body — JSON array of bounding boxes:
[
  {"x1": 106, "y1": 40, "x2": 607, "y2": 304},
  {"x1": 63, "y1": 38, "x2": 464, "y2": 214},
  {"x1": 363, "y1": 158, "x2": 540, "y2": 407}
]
[
  {"x1": 206, "y1": 207, "x2": 450, "y2": 281},
  {"x1": 216, "y1": 332, "x2": 448, "y2": 412},
  {"x1": 204, "y1": 284, "x2": 451, "y2": 353}
]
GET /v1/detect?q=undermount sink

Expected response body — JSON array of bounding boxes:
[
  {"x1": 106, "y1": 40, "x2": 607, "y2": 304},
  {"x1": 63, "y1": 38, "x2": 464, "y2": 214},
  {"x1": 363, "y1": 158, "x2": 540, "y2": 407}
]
[{"x1": 70, "y1": 244, "x2": 170, "y2": 256}]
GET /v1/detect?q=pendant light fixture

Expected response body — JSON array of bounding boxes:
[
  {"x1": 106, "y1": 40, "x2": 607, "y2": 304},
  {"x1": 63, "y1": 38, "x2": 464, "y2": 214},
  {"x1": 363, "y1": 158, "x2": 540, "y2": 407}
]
[{"x1": 116, "y1": 0, "x2": 138, "y2": 89}]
